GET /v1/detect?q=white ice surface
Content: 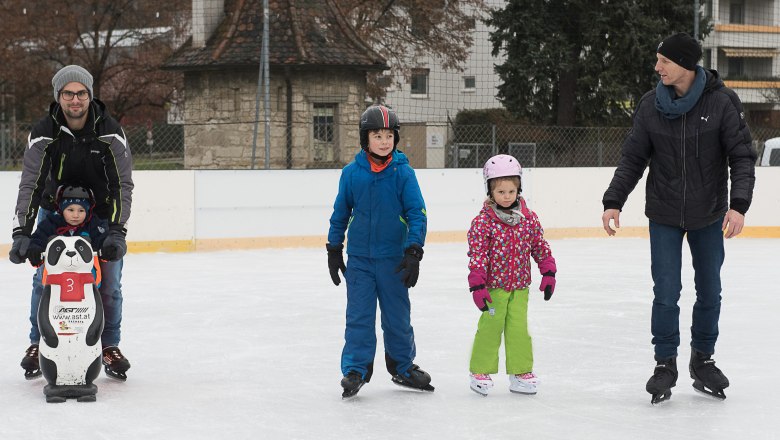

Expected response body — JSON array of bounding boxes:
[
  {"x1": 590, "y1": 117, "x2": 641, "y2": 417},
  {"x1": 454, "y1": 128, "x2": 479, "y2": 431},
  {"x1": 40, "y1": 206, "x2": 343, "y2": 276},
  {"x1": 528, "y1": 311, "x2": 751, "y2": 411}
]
[{"x1": 1, "y1": 238, "x2": 778, "y2": 439}]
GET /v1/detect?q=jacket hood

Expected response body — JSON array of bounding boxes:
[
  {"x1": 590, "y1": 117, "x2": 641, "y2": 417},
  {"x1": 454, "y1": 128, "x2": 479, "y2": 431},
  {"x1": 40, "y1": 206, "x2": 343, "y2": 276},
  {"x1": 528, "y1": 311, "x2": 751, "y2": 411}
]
[{"x1": 703, "y1": 68, "x2": 724, "y2": 93}]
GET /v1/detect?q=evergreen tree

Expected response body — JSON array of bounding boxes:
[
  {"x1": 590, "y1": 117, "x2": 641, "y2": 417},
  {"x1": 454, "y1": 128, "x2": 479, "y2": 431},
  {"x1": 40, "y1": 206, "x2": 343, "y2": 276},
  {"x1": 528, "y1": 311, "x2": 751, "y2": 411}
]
[{"x1": 487, "y1": 0, "x2": 710, "y2": 126}]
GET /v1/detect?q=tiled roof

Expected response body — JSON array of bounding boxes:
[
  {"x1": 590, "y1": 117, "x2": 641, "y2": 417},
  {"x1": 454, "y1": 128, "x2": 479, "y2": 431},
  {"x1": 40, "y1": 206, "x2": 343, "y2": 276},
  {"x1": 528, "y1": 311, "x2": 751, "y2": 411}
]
[{"x1": 164, "y1": 0, "x2": 387, "y2": 70}]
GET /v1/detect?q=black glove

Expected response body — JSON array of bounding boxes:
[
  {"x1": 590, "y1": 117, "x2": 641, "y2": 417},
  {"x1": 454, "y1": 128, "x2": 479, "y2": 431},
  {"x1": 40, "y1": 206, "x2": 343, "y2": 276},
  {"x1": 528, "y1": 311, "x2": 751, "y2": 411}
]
[
  {"x1": 326, "y1": 243, "x2": 346, "y2": 286},
  {"x1": 9, "y1": 231, "x2": 31, "y2": 264},
  {"x1": 27, "y1": 245, "x2": 44, "y2": 267},
  {"x1": 99, "y1": 225, "x2": 127, "y2": 261},
  {"x1": 395, "y1": 244, "x2": 423, "y2": 288}
]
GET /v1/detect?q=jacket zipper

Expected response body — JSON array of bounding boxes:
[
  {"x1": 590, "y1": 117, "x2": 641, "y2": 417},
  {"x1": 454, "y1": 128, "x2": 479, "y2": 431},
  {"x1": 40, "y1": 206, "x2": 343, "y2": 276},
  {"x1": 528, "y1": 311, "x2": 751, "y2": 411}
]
[{"x1": 680, "y1": 114, "x2": 686, "y2": 229}]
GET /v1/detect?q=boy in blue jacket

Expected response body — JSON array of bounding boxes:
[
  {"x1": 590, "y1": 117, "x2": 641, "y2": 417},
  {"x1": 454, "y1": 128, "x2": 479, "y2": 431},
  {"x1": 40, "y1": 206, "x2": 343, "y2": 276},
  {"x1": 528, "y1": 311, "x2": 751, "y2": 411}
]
[{"x1": 327, "y1": 105, "x2": 432, "y2": 399}]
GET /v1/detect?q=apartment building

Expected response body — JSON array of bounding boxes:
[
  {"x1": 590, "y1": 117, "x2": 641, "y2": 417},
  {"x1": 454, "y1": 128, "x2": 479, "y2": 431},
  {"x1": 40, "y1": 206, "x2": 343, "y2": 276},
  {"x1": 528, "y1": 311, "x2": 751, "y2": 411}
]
[{"x1": 702, "y1": 0, "x2": 780, "y2": 127}]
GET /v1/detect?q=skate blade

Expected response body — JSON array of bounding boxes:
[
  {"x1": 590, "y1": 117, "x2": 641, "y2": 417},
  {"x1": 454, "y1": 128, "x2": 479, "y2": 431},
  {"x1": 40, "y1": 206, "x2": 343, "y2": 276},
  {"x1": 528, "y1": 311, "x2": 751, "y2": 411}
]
[
  {"x1": 24, "y1": 369, "x2": 42, "y2": 380},
  {"x1": 650, "y1": 390, "x2": 672, "y2": 405},
  {"x1": 391, "y1": 379, "x2": 435, "y2": 393},
  {"x1": 692, "y1": 382, "x2": 726, "y2": 400},
  {"x1": 104, "y1": 367, "x2": 128, "y2": 382},
  {"x1": 509, "y1": 388, "x2": 537, "y2": 395},
  {"x1": 470, "y1": 388, "x2": 489, "y2": 397},
  {"x1": 341, "y1": 385, "x2": 364, "y2": 400}
]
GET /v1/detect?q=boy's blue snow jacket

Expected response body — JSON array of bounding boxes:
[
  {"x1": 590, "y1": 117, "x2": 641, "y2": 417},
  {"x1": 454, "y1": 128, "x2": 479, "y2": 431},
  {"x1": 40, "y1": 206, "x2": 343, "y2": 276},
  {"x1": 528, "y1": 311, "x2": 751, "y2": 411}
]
[{"x1": 328, "y1": 150, "x2": 427, "y2": 258}]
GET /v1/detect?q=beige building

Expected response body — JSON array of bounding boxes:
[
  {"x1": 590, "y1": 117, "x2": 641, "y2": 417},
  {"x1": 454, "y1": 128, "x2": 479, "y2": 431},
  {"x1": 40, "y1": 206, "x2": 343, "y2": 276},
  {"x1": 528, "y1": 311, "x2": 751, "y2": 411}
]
[{"x1": 164, "y1": 0, "x2": 387, "y2": 169}]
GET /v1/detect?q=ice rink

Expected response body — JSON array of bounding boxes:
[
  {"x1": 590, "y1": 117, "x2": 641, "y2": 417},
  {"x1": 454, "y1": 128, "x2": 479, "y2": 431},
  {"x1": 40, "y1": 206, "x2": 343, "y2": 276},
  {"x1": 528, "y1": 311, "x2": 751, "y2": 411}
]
[{"x1": 1, "y1": 237, "x2": 778, "y2": 439}]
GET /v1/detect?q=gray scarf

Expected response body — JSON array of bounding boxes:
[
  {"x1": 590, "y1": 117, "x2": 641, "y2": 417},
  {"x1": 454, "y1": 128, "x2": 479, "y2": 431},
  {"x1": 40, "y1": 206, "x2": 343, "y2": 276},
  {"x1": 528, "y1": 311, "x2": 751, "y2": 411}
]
[{"x1": 490, "y1": 203, "x2": 525, "y2": 226}]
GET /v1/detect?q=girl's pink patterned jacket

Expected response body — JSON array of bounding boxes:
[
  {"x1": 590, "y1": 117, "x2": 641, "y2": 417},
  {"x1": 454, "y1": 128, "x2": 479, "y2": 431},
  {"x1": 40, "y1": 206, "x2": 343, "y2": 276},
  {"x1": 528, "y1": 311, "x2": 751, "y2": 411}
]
[{"x1": 467, "y1": 198, "x2": 553, "y2": 291}]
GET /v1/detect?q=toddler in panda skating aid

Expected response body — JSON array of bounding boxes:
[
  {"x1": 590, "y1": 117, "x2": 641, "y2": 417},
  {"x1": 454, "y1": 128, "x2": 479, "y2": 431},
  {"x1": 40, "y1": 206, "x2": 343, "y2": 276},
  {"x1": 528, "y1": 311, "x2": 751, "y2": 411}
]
[
  {"x1": 21, "y1": 185, "x2": 130, "y2": 382},
  {"x1": 466, "y1": 155, "x2": 557, "y2": 396}
]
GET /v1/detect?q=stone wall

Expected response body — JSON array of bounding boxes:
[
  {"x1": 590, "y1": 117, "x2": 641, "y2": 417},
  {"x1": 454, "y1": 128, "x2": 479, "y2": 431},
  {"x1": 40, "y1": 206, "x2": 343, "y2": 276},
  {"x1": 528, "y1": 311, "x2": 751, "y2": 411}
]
[{"x1": 182, "y1": 68, "x2": 366, "y2": 169}]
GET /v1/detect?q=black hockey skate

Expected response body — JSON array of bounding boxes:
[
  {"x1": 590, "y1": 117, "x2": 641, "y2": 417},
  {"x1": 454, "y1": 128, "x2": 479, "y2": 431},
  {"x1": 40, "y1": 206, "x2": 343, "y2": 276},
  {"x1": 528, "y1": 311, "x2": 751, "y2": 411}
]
[
  {"x1": 646, "y1": 357, "x2": 677, "y2": 405},
  {"x1": 21, "y1": 343, "x2": 42, "y2": 380},
  {"x1": 391, "y1": 364, "x2": 435, "y2": 392},
  {"x1": 102, "y1": 346, "x2": 131, "y2": 381},
  {"x1": 689, "y1": 350, "x2": 729, "y2": 400},
  {"x1": 341, "y1": 371, "x2": 366, "y2": 400}
]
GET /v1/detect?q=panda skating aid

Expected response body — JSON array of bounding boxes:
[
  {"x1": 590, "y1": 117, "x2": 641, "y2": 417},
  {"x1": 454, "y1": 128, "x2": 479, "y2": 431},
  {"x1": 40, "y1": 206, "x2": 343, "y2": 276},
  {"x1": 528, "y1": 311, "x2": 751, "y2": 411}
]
[{"x1": 38, "y1": 236, "x2": 105, "y2": 403}]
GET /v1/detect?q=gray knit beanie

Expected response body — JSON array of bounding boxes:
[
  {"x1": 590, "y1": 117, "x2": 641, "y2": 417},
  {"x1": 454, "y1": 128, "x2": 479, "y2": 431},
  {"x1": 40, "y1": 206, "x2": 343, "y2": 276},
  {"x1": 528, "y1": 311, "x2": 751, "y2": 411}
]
[{"x1": 52, "y1": 65, "x2": 94, "y2": 101}]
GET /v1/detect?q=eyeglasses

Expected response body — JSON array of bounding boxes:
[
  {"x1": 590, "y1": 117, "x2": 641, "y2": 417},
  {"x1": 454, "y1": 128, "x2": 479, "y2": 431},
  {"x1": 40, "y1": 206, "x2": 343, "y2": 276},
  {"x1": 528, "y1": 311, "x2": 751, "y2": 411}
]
[{"x1": 60, "y1": 90, "x2": 90, "y2": 101}]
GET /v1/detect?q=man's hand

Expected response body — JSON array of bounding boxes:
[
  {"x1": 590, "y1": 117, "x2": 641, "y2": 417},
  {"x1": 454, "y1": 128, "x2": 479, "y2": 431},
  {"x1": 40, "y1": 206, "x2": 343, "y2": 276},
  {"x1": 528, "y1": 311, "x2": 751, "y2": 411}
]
[
  {"x1": 9, "y1": 232, "x2": 30, "y2": 264},
  {"x1": 99, "y1": 226, "x2": 127, "y2": 261},
  {"x1": 722, "y1": 209, "x2": 745, "y2": 239},
  {"x1": 602, "y1": 209, "x2": 621, "y2": 236}
]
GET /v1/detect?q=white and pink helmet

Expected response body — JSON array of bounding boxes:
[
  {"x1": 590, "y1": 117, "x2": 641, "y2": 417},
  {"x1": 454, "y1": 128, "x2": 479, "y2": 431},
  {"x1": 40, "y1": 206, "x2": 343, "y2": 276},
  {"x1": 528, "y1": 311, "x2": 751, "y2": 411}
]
[{"x1": 483, "y1": 154, "x2": 522, "y2": 195}]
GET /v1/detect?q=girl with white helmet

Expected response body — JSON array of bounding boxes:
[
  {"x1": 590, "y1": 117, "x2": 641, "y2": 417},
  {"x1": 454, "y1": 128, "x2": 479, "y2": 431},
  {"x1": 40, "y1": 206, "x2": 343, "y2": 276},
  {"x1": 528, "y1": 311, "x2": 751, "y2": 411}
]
[{"x1": 466, "y1": 154, "x2": 557, "y2": 396}]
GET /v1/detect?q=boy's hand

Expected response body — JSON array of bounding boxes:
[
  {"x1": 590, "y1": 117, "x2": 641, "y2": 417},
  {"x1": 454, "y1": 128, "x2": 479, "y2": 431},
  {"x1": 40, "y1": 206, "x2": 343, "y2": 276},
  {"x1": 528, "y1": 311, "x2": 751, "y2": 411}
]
[
  {"x1": 326, "y1": 243, "x2": 346, "y2": 286},
  {"x1": 396, "y1": 244, "x2": 423, "y2": 288},
  {"x1": 27, "y1": 246, "x2": 44, "y2": 267}
]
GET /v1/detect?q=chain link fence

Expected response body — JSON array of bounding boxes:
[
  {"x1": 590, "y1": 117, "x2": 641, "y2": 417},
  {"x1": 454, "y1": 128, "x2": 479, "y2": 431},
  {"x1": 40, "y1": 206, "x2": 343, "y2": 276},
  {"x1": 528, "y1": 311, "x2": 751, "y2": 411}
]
[{"x1": 2, "y1": 120, "x2": 779, "y2": 171}]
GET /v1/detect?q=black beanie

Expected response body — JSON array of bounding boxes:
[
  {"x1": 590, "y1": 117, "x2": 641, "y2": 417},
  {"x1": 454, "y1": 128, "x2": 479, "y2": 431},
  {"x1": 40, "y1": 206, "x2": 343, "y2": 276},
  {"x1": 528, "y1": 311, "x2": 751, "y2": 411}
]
[{"x1": 657, "y1": 33, "x2": 702, "y2": 71}]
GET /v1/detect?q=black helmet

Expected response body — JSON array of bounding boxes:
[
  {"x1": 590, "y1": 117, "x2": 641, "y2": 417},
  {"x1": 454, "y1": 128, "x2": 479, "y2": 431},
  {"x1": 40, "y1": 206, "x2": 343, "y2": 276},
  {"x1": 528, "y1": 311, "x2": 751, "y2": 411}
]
[
  {"x1": 359, "y1": 105, "x2": 400, "y2": 151},
  {"x1": 55, "y1": 184, "x2": 95, "y2": 216}
]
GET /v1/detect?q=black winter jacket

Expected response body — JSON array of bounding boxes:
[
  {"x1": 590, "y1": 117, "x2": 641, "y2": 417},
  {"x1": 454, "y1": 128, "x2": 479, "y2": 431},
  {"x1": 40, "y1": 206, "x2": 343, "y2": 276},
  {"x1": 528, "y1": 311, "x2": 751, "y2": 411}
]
[
  {"x1": 603, "y1": 69, "x2": 756, "y2": 230},
  {"x1": 14, "y1": 99, "x2": 133, "y2": 236}
]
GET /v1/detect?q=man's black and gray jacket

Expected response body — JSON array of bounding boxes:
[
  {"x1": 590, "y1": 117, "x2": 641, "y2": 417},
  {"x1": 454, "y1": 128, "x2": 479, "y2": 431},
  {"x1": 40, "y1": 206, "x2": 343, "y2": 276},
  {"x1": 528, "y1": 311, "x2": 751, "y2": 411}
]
[
  {"x1": 603, "y1": 69, "x2": 757, "y2": 230},
  {"x1": 13, "y1": 99, "x2": 133, "y2": 236}
]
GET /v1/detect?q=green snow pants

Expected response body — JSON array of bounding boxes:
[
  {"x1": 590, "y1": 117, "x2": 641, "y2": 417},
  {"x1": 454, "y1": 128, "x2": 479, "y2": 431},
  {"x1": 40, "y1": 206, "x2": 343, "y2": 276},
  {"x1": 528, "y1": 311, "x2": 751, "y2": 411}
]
[{"x1": 469, "y1": 287, "x2": 533, "y2": 375}]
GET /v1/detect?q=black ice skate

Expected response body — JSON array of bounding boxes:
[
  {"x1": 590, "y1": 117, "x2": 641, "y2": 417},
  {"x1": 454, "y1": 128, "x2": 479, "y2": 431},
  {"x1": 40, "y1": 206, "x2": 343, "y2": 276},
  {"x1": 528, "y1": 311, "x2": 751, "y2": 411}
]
[
  {"x1": 102, "y1": 346, "x2": 131, "y2": 381},
  {"x1": 689, "y1": 350, "x2": 729, "y2": 400},
  {"x1": 646, "y1": 357, "x2": 677, "y2": 405},
  {"x1": 341, "y1": 371, "x2": 366, "y2": 400},
  {"x1": 391, "y1": 364, "x2": 435, "y2": 392},
  {"x1": 21, "y1": 343, "x2": 42, "y2": 380}
]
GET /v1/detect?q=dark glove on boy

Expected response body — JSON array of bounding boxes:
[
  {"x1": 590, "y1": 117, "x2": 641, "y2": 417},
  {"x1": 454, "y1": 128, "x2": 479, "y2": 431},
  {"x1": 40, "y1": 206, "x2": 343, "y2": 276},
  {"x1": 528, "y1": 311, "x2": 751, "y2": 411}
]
[
  {"x1": 396, "y1": 244, "x2": 423, "y2": 288},
  {"x1": 9, "y1": 231, "x2": 30, "y2": 264},
  {"x1": 326, "y1": 243, "x2": 346, "y2": 286},
  {"x1": 27, "y1": 245, "x2": 44, "y2": 267},
  {"x1": 538, "y1": 257, "x2": 557, "y2": 301},
  {"x1": 99, "y1": 226, "x2": 127, "y2": 261}
]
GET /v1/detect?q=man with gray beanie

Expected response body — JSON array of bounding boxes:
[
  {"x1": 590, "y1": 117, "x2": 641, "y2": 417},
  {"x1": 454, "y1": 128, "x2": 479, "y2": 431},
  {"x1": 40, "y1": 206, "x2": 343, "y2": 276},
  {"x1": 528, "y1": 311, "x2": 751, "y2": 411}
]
[
  {"x1": 10, "y1": 64, "x2": 135, "y2": 381},
  {"x1": 601, "y1": 32, "x2": 756, "y2": 404}
]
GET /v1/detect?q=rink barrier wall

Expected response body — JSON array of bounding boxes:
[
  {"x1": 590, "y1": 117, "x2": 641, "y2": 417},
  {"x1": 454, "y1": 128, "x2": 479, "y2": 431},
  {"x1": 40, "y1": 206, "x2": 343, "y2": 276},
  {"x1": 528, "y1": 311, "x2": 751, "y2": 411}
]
[{"x1": 1, "y1": 167, "x2": 779, "y2": 255}]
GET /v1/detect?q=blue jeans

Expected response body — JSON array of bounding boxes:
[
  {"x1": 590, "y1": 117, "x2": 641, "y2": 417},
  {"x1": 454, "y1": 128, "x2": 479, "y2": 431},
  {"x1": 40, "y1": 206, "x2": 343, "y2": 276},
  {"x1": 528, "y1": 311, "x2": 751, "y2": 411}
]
[
  {"x1": 28, "y1": 209, "x2": 124, "y2": 347},
  {"x1": 649, "y1": 219, "x2": 724, "y2": 359}
]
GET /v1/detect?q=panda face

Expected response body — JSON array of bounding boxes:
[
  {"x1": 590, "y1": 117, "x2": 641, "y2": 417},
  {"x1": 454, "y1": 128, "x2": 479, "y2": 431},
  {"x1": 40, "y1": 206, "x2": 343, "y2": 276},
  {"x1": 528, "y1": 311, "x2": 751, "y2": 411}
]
[{"x1": 45, "y1": 236, "x2": 95, "y2": 274}]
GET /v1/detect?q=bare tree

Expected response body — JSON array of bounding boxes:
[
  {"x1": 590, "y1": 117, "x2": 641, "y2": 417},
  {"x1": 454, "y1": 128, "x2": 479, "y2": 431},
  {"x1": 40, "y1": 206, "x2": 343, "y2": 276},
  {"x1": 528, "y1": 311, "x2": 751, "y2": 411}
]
[
  {"x1": 0, "y1": 0, "x2": 189, "y2": 122},
  {"x1": 337, "y1": 0, "x2": 488, "y2": 95}
]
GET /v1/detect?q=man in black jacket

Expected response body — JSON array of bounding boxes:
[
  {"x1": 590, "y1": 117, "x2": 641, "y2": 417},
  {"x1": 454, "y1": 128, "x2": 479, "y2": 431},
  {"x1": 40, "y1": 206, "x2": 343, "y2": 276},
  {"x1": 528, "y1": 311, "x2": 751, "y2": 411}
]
[
  {"x1": 9, "y1": 65, "x2": 134, "y2": 381},
  {"x1": 601, "y1": 33, "x2": 756, "y2": 403}
]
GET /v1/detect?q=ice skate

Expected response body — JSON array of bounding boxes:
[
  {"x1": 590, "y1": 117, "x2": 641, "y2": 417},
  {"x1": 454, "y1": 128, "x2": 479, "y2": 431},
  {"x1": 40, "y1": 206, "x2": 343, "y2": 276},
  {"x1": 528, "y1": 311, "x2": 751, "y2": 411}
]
[
  {"x1": 647, "y1": 357, "x2": 677, "y2": 404},
  {"x1": 469, "y1": 373, "x2": 493, "y2": 396},
  {"x1": 391, "y1": 364, "x2": 435, "y2": 392},
  {"x1": 509, "y1": 372, "x2": 540, "y2": 395},
  {"x1": 102, "y1": 346, "x2": 131, "y2": 381},
  {"x1": 689, "y1": 350, "x2": 728, "y2": 400},
  {"x1": 341, "y1": 371, "x2": 366, "y2": 400},
  {"x1": 21, "y1": 343, "x2": 42, "y2": 380}
]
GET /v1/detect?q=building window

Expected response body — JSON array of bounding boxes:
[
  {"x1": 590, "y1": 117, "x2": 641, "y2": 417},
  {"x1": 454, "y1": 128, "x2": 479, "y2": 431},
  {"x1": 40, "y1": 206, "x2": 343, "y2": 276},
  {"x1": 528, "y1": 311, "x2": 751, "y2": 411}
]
[
  {"x1": 313, "y1": 103, "x2": 337, "y2": 162},
  {"x1": 730, "y1": 2, "x2": 744, "y2": 24},
  {"x1": 410, "y1": 69, "x2": 429, "y2": 96},
  {"x1": 462, "y1": 76, "x2": 476, "y2": 91},
  {"x1": 728, "y1": 58, "x2": 744, "y2": 78}
]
